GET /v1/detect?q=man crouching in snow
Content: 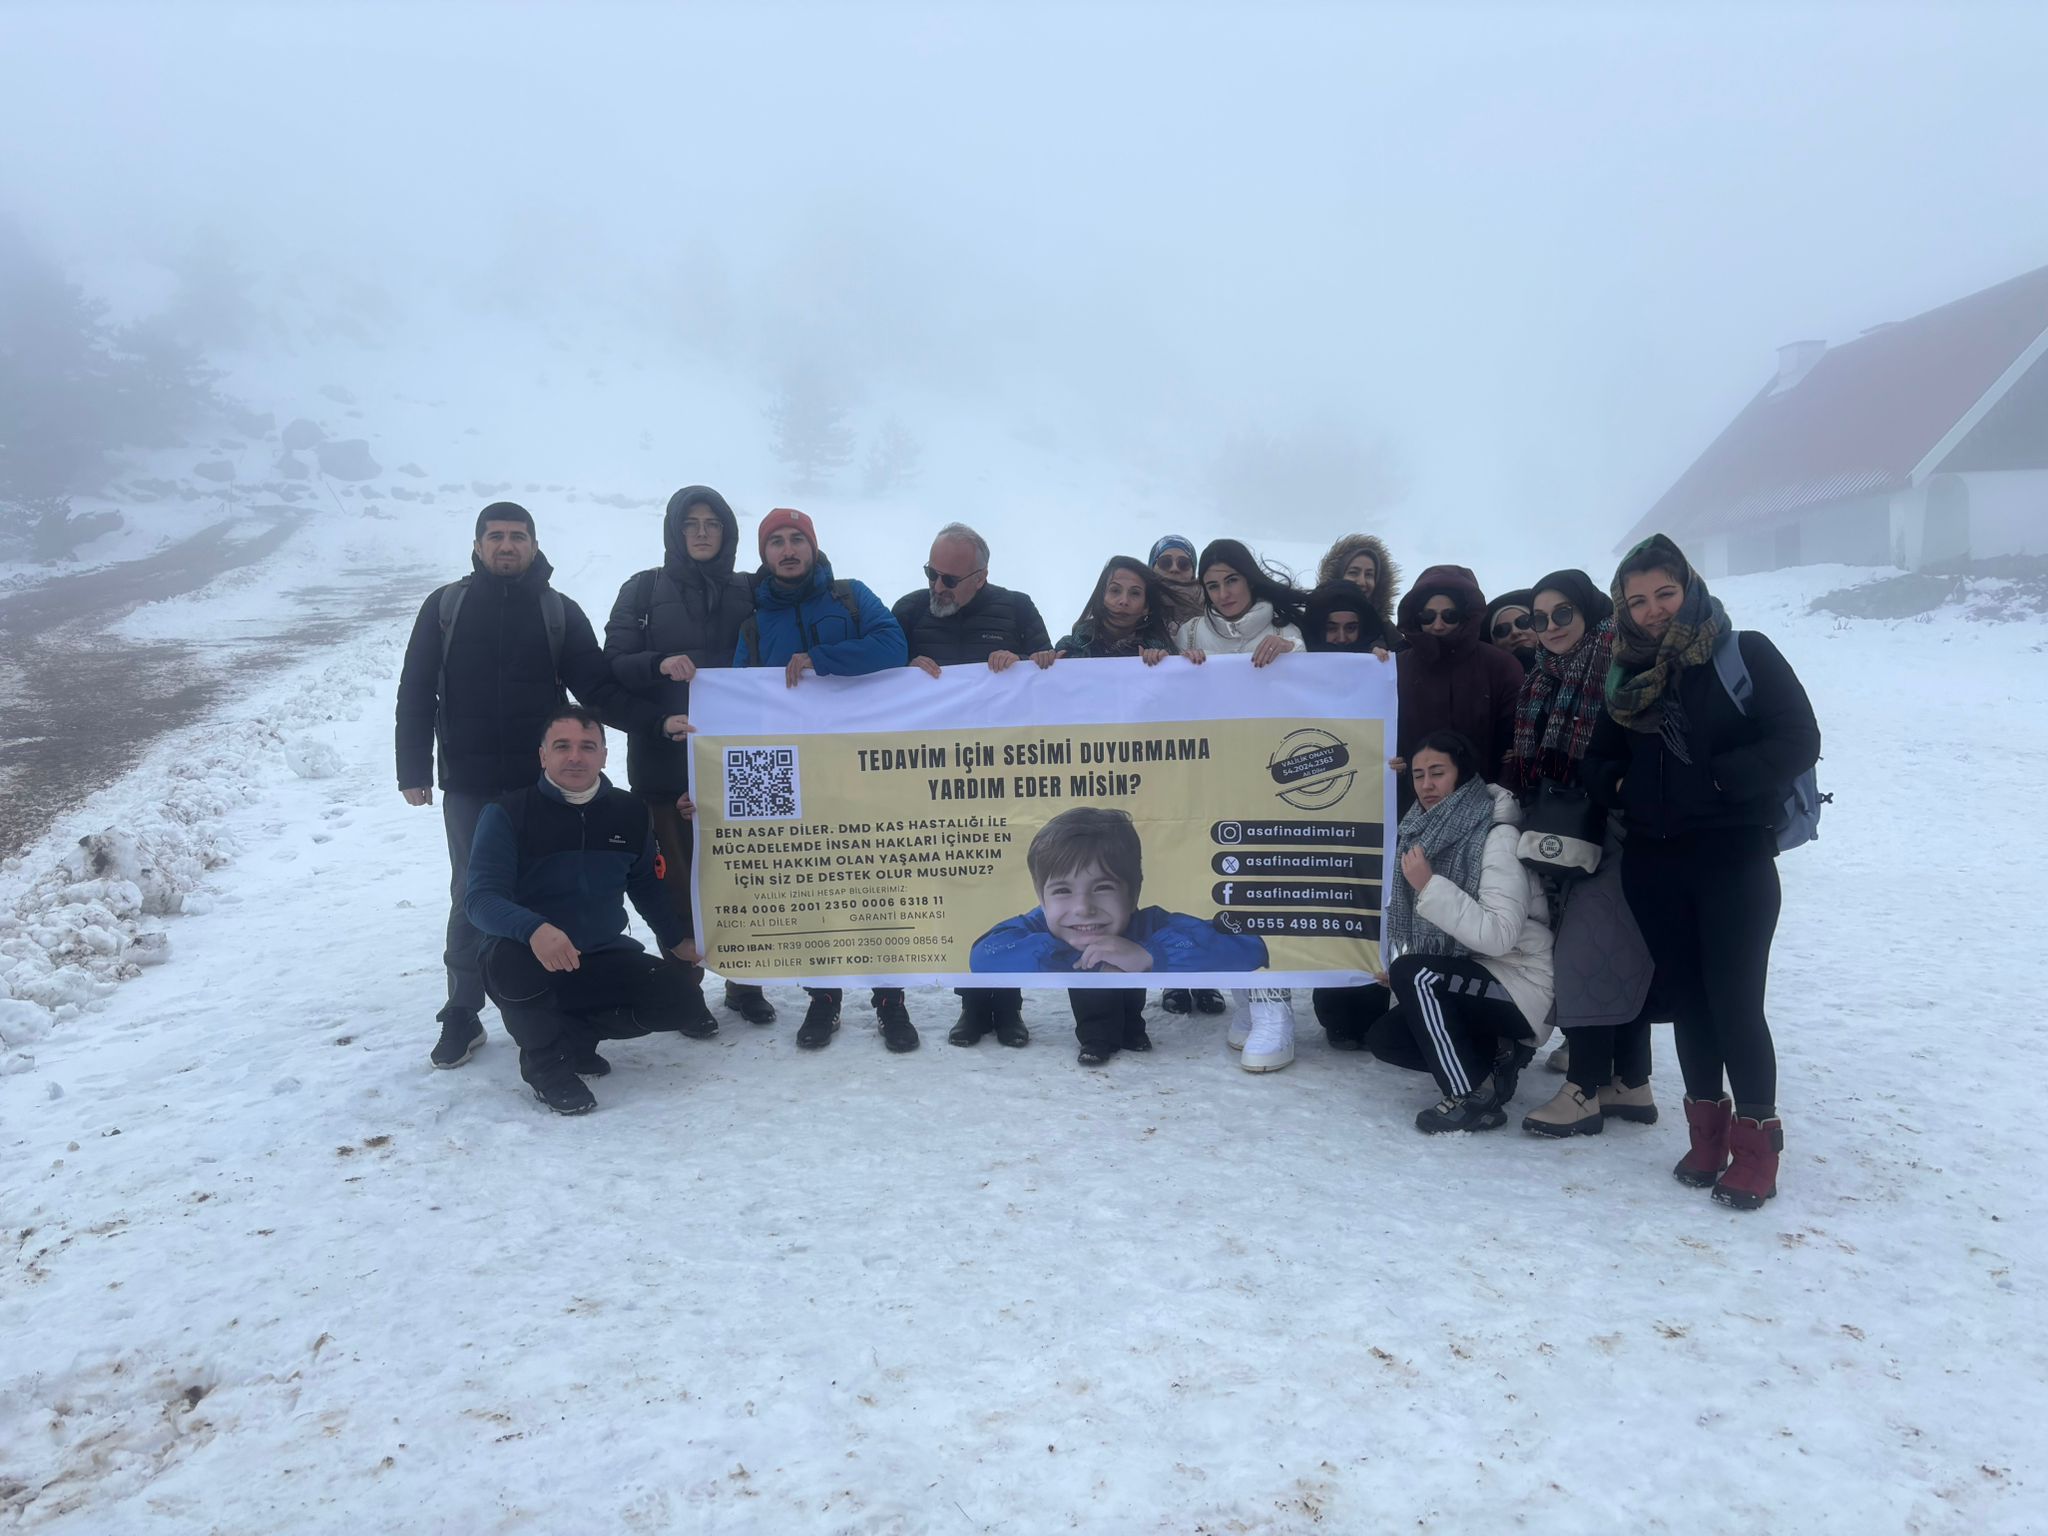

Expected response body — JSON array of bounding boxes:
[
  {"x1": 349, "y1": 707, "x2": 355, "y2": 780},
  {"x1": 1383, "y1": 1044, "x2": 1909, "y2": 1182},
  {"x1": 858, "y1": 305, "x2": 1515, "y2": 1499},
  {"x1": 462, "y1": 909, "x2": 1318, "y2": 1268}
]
[{"x1": 465, "y1": 706, "x2": 700, "y2": 1114}]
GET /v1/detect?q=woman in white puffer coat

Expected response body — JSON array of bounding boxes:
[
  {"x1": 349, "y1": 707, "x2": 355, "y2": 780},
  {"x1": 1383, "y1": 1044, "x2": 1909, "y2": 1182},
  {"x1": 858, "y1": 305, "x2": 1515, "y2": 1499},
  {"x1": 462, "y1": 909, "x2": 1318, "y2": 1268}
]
[
  {"x1": 1177, "y1": 539, "x2": 1311, "y2": 1072},
  {"x1": 1363, "y1": 729, "x2": 1556, "y2": 1133}
]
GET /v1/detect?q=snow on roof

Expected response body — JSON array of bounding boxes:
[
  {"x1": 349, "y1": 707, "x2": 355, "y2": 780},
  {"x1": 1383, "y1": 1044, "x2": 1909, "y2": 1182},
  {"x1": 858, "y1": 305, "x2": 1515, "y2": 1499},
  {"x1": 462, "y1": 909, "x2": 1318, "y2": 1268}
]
[{"x1": 1623, "y1": 262, "x2": 2048, "y2": 550}]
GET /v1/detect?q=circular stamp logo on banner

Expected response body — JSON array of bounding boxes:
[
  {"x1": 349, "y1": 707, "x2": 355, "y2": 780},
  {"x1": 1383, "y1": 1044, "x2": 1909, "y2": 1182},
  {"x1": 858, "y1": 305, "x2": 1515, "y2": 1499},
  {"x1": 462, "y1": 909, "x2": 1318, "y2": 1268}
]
[
  {"x1": 1268, "y1": 728, "x2": 1357, "y2": 811},
  {"x1": 1538, "y1": 834, "x2": 1564, "y2": 858}
]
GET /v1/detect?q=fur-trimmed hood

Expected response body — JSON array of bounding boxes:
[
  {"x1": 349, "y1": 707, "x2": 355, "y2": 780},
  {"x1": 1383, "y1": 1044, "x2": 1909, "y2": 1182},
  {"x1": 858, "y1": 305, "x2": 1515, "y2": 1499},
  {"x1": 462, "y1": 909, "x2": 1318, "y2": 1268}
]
[{"x1": 1315, "y1": 534, "x2": 1400, "y2": 623}]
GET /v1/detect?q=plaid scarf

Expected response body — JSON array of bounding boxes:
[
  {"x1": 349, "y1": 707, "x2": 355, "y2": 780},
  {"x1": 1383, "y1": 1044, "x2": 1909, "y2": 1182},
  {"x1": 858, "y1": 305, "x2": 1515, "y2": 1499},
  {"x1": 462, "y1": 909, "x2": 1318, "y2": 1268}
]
[
  {"x1": 1386, "y1": 776, "x2": 1497, "y2": 959},
  {"x1": 1511, "y1": 618, "x2": 1616, "y2": 792},
  {"x1": 1605, "y1": 536, "x2": 1728, "y2": 763}
]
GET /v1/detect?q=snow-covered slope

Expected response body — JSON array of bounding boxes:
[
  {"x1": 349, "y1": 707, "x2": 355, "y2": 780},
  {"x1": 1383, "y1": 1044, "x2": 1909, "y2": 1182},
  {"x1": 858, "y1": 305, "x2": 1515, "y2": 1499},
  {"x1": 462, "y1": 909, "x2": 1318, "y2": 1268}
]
[{"x1": 0, "y1": 552, "x2": 2041, "y2": 1533}]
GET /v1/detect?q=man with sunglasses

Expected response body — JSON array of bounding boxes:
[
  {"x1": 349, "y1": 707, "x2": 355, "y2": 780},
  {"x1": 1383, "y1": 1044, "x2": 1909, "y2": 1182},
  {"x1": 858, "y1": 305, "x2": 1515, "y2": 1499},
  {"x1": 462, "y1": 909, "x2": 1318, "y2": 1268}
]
[
  {"x1": 890, "y1": 522, "x2": 1053, "y2": 1050},
  {"x1": 1484, "y1": 588, "x2": 1541, "y2": 674}
]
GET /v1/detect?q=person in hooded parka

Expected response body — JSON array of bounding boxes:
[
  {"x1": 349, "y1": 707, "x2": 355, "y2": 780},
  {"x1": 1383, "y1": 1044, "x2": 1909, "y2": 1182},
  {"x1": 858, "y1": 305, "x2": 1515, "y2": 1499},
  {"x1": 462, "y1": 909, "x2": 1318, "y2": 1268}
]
[{"x1": 603, "y1": 485, "x2": 771, "y2": 1027}]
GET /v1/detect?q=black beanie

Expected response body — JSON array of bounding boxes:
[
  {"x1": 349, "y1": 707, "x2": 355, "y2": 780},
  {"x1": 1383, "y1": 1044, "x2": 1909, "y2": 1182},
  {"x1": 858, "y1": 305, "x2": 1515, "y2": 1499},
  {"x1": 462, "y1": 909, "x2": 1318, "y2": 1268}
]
[{"x1": 476, "y1": 501, "x2": 535, "y2": 539}]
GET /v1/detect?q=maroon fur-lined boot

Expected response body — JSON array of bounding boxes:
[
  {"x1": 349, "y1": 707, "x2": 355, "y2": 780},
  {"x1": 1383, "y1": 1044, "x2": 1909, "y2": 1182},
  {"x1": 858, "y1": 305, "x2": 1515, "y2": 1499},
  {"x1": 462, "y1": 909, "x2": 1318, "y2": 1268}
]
[
  {"x1": 1712, "y1": 1116, "x2": 1783, "y2": 1210},
  {"x1": 1673, "y1": 1095, "x2": 1733, "y2": 1188}
]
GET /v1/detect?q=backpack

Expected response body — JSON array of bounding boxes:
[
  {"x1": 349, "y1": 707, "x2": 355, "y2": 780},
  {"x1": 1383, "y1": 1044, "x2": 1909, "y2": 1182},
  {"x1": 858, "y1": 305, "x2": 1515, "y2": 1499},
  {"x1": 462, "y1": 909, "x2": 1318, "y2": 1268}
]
[
  {"x1": 437, "y1": 575, "x2": 566, "y2": 695},
  {"x1": 1711, "y1": 631, "x2": 1828, "y2": 852},
  {"x1": 738, "y1": 579, "x2": 861, "y2": 664}
]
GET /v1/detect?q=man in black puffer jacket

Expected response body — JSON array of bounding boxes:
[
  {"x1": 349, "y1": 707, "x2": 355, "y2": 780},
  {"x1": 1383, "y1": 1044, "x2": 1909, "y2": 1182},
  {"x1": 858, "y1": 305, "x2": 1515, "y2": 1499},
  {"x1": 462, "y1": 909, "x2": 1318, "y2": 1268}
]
[
  {"x1": 396, "y1": 502, "x2": 680, "y2": 1071},
  {"x1": 890, "y1": 521, "x2": 1053, "y2": 1050},
  {"x1": 466, "y1": 707, "x2": 701, "y2": 1115},
  {"x1": 603, "y1": 485, "x2": 772, "y2": 1027}
]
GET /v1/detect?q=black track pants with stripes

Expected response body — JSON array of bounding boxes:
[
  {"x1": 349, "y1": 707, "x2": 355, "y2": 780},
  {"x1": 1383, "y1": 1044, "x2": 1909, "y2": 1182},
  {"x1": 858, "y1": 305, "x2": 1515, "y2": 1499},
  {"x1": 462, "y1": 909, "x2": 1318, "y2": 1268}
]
[{"x1": 1368, "y1": 953, "x2": 1534, "y2": 1099}]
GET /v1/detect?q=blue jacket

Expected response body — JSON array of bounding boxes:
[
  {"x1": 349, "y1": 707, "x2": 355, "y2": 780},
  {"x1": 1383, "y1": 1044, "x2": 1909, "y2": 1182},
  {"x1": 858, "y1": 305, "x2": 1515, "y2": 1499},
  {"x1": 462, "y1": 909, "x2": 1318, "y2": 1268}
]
[
  {"x1": 464, "y1": 775, "x2": 685, "y2": 957},
  {"x1": 732, "y1": 560, "x2": 908, "y2": 675},
  {"x1": 969, "y1": 906, "x2": 1270, "y2": 974}
]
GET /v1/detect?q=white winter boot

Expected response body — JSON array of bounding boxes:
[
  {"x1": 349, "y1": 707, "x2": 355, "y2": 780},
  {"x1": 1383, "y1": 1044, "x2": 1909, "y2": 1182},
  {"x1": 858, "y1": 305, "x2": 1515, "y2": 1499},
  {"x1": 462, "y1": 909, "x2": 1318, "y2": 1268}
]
[
  {"x1": 1239, "y1": 998, "x2": 1296, "y2": 1072},
  {"x1": 1226, "y1": 995, "x2": 1252, "y2": 1050}
]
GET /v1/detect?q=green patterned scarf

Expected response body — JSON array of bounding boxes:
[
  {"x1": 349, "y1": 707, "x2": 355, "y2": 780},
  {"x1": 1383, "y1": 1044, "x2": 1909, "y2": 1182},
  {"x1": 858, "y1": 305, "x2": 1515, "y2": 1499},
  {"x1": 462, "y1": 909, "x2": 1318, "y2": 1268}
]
[{"x1": 1604, "y1": 535, "x2": 1728, "y2": 756}]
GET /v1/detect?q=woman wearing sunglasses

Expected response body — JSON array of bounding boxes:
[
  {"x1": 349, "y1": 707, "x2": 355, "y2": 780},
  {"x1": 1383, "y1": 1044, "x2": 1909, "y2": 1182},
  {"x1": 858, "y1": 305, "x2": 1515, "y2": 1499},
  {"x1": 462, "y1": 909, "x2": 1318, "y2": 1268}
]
[
  {"x1": 1390, "y1": 566, "x2": 1525, "y2": 812},
  {"x1": 1148, "y1": 535, "x2": 1208, "y2": 631},
  {"x1": 1176, "y1": 538, "x2": 1310, "y2": 1070},
  {"x1": 1484, "y1": 588, "x2": 1541, "y2": 674},
  {"x1": 1504, "y1": 570, "x2": 1661, "y2": 1139}
]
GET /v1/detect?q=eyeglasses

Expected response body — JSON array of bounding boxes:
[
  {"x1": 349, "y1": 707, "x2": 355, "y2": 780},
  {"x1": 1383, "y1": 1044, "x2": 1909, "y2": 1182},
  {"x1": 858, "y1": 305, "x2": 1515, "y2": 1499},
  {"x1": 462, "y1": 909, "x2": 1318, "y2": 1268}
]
[
  {"x1": 1422, "y1": 607, "x2": 1465, "y2": 627},
  {"x1": 1526, "y1": 603, "x2": 1577, "y2": 633},
  {"x1": 1154, "y1": 556, "x2": 1194, "y2": 575},
  {"x1": 924, "y1": 564, "x2": 986, "y2": 590}
]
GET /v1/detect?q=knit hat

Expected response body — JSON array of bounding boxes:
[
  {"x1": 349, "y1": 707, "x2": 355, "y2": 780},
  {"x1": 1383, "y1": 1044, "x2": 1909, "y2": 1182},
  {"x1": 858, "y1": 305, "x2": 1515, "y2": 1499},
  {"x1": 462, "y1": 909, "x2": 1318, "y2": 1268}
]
[
  {"x1": 476, "y1": 501, "x2": 534, "y2": 538},
  {"x1": 757, "y1": 506, "x2": 818, "y2": 561},
  {"x1": 1148, "y1": 534, "x2": 1196, "y2": 566}
]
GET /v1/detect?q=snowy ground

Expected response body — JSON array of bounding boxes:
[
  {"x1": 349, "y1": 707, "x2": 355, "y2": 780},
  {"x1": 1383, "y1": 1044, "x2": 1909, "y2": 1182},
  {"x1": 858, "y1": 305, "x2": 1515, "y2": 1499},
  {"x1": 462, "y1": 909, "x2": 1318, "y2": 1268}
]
[{"x1": 2, "y1": 533, "x2": 2045, "y2": 1533}]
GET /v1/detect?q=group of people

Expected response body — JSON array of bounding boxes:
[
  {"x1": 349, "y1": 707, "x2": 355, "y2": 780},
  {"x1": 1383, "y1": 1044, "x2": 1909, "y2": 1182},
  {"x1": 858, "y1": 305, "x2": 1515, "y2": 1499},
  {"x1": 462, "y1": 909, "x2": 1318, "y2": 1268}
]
[{"x1": 394, "y1": 492, "x2": 1819, "y2": 1212}]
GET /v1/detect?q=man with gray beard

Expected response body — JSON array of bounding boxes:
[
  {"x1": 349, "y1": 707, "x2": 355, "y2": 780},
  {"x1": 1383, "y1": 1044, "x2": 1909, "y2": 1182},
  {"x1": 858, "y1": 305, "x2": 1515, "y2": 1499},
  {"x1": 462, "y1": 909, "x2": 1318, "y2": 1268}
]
[{"x1": 890, "y1": 522, "x2": 1054, "y2": 1050}]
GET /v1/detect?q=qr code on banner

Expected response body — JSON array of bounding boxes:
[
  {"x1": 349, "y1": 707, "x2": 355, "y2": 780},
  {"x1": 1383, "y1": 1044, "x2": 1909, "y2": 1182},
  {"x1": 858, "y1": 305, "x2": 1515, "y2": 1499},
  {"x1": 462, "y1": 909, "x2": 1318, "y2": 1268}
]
[{"x1": 724, "y1": 746, "x2": 800, "y2": 820}]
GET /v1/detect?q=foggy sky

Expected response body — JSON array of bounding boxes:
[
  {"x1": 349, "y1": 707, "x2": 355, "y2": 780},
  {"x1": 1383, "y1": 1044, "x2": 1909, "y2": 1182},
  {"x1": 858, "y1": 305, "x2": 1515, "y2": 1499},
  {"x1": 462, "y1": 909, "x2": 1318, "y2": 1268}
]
[{"x1": 5, "y1": 0, "x2": 2047, "y2": 571}]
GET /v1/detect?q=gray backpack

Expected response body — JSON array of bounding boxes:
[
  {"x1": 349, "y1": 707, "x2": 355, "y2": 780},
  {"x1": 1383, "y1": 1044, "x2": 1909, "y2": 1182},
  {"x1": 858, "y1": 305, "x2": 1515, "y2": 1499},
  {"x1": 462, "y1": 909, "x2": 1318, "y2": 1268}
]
[{"x1": 1711, "y1": 631, "x2": 1827, "y2": 852}]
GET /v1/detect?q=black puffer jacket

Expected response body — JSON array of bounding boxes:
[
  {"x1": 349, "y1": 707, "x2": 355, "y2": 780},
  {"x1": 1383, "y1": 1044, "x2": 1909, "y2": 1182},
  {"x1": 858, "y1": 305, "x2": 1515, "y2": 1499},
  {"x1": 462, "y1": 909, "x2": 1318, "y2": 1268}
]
[
  {"x1": 890, "y1": 582, "x2": 1051, "y2": 666},
  {"x1": 603, "y1": 486, "x2": 755, "y2": 796},
  {"x1": 396, "y1": 551, "x2": 640, "y2": 795},
  {"x1": 1581, "y1": 631, "x2": 1820, "y2": 847}
]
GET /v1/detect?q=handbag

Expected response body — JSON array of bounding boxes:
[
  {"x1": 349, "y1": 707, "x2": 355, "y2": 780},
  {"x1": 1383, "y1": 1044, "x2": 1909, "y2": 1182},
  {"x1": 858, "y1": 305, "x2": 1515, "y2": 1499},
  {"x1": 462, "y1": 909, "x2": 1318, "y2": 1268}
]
[{"x1": 1517, "y1": 780, "x2": 1604, "y2": 878}]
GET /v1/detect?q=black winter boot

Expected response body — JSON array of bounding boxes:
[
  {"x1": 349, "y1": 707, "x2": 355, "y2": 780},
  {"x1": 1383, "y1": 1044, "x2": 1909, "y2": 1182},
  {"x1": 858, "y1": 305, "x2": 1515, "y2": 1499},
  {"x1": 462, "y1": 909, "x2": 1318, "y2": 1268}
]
[
  {"x1": 876, "y1": 992, "x2": 920, "y2": 1053},
  {"x1": 797, "y1": 994, "x2": 840, "y2": 1049},
  {"x1": 722, "y1": 983, "x2": 777, "y2": 1025},
  {"x1": 430, "y1": 1006, "x2": 486, "y2": 1069},
  {"x1": 991, "y1": 996, "x2": 1029, "y2": 1048},
  {"x1": 948, "y1": 992, "x2": 993, "y2": 1046},
  {"x1": 1160, "y1": 989, "x2": 1193, "y2": 1014},
  {"x1": 673, "y1": 981, "x2": 718, "y2": 1039},
  {"x1": 1193, "y1": 990, "x2": 1228, "y2": 1015},
  {"x1": 1415, "y1": 1079, "x2": 1508, "y2": 1134},
  {"x1": 521, "y1": 1043, "x2": 597, "y2": 1115}
]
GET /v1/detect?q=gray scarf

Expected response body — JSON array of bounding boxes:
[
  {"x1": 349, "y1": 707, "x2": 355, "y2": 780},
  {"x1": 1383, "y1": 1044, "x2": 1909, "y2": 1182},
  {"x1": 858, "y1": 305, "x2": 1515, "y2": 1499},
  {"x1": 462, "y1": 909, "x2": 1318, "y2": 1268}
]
[{"x1": 1386, "y1": 777, "x2": 1496, "y2": 959}]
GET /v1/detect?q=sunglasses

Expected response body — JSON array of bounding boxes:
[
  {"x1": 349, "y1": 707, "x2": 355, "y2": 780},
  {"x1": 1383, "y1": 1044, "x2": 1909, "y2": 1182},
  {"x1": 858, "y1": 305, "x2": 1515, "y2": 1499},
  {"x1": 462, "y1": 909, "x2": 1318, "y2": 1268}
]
[
  {"x1": 924, "y1": 564, "x2": 986, "y2": 590},
  {"x1": 1491, "y1": 613, "x2": 1534, "y2": 640},
  {"x1": 1526, "y1": 603, "x2": 1577, "y2": 634},
  {"x1": 1422, "y1": 607, "x2": 1466, "y2": 626},
  {"x1": 1154, "y1": 555, "x2": 1194, "y2": 575}
]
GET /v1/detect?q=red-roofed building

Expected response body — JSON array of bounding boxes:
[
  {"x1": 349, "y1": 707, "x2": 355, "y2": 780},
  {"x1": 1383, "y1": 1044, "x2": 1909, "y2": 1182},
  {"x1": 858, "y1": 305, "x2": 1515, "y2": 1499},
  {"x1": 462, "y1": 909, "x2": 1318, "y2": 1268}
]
[{"x1": 1625, "y1": 263, "x2": 2048, "y2": 574}]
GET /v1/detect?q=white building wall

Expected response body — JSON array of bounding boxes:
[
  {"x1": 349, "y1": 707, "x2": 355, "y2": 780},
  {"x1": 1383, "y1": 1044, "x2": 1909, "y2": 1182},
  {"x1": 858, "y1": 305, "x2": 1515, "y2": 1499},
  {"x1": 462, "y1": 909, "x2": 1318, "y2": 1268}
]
[{"x1": 1956, "y1": 470, "x2": 2048, "y2": 558}]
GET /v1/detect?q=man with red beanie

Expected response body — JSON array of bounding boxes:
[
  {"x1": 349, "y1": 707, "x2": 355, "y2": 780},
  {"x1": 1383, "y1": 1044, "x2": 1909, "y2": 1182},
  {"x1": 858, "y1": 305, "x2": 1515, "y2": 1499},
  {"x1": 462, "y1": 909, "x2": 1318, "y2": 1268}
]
[{"x1": 731, "y1": 508, "x2": 917, "y2": 1051}]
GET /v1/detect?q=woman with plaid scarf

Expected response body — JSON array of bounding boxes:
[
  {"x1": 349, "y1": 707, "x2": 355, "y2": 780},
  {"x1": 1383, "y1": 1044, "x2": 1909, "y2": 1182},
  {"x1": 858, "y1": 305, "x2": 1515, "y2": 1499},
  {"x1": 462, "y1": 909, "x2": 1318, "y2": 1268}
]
[
  {"x1": 1583, "y1": 535, "x2": 1820, "y2": 1211},
  {"x1": 1505, "y1": 570, "x2": 1662, "y2": 1141}
]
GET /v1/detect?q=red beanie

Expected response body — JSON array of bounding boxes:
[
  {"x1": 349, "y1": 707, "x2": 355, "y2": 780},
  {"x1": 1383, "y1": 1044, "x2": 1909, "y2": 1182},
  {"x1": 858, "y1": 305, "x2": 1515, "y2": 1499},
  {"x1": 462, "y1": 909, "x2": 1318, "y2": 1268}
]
[{"x1": 757, "y1": 507, "x2": 818, "y2": 561}]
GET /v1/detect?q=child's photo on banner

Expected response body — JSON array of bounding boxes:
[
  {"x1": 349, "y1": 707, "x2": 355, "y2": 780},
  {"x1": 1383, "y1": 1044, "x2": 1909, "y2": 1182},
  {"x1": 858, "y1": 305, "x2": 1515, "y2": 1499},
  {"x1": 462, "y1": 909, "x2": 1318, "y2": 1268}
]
[{"x1": 687, "y1": 654, "x2": 1397, "y2": 989}]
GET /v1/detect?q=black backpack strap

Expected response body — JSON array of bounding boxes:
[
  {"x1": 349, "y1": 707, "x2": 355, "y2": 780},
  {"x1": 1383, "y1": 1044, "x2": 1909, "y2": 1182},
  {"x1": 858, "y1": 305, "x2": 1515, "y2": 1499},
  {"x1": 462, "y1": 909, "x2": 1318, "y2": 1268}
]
[
  {"x1": 540, "y1": 589, "x2": 565, "y2": 671},
  {"x1": 435, "y1": 576, "x2": 473, "y2": 705},
  {"x1": 632, "y1": 568, "x2": 661, "y2": 629},
  {"x1": 830, "y1": 579, "x2": 861, "y2": 625}
]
